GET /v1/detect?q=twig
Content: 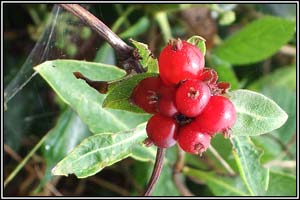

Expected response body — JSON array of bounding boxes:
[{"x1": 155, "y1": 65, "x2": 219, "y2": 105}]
[
  {"x1": 172, "y1": 146, "x2": 194, "y2": 196},
  {"x1": 280, "y1": 44, "x2": 296, "y2": 56},
  {"x1": 266, "y1": 134, "x2": 294, "y2": 159},
  {"x1": 20, "y1": 173, "x2": 36, "y2": 194},
  {"x1": 4, "y1": 133, "x2": 49, "y2": 188},
  {"x1": 257, "y1": 134, "x2": 296, "y2": 175},
  {"x1": 58, "y1": 4, "x2": 169, "y2": 197},
  {"x1": 286, "y1": 132, "x2": 296, "y2": 149},
  {"x1": 59, "y1": 4, "x2": 145, "y2": 73},
  {"x1": 34, "y1": 165, "x2": 63, "y2": 196},
  {"x1": 208, "y1": 145, "x2": 235, "y2": 176},
  {"x1": 60, "y1": 4, "x2": 130, "y2": 56},
  {"x1": 264, "y1": 160, "x2": 296, "y2": 169},
  {"x1": 89, "y1": 177, "x2": 130, "y2": 196},
  {"x1": 143, "y1": 148, "x2": 166, "y2": 196},
  {"x1": 173, "y1": 145, "x2": 185, "y2": 173},
  {"x1": 4, "y1": 144, "x2": 33, "y2": 173},
  {"x1": 74, "y1": 179, "x2": 86, "y2": 196},
  {"x1": 3, "y1": 145, "x2": 20, "y2": 161}
]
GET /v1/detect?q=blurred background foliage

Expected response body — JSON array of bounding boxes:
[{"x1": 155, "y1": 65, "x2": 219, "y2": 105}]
[{"x1": 3, "y1": 3, "x2": 296, "y2": 196}]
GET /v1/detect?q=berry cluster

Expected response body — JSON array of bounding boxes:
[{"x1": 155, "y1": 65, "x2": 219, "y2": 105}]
[{"x1": 131, "y1": 39, "x2": 236, "y2": 155}]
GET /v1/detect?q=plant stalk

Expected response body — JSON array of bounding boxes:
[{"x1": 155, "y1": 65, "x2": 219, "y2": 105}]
[
  {"x1": 208, "y1": 145, "x2": 235, "y2": 176},
  {"x1": 173, "y1": 146, "x2": 194, "y2": 196},
  {"x1": 59, "y1": 4, "x2": 164, "y2": 196},
  {"x1": 59, "y1": 4, "x2": 144, "y2": 73},
  {"x1": 143, "y1": 147, "x2": 166, "y2": 196},
  {"x1": 4, "y1": 133, "x2": 50, "y2": 188}
]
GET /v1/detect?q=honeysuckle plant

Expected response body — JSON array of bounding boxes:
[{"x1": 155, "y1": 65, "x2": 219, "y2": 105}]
[{"x1": 6, "y1": 4, "x2": 295, "y2": 197}]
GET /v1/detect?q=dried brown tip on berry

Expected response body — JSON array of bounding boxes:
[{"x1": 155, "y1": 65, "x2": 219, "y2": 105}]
[
  {"x1": 169, "y1": 38, "x2": 183, "y2": 51},
  {"x1": 146, "y1": 90, "x2": 159, "y2": 104},
  {"x1": 194, "y1": 143, "x2": 205, "y2": 156},
  {"x1": 143, "y1": 138, "x2": 154, "y2": 147},
  {"x1": 222, "y1": 129, "x2": 231, "y2": 139},
  {"x1": 187, "y1": 87, "x2": 200, "y2": 99},
  {"x1": 217, "y1": 82, "x2": 231, "y2": 94}
]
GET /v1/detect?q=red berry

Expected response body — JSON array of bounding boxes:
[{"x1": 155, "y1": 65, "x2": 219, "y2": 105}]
[
  {"x1": 146, "y1": 114, "x2": 178, "y2": 148},
  {"x1": 158, "y1": 85, "x2": 179, "y2": 117},
  {"x1": 158, "y1": 39, "x2": 205, "y2": 85},
  {"x1": 131, "y1": 77, "x2": 162, "y2": 113},
  {"x1": 177, "y1": 123, "x2": 211, "y2": 155},
  {"x1": 175, "y1": 79, "x2": 211, "y2": 117},
  {"x1": 194, "y1": 95, "x2": 237, "y2": 135}
]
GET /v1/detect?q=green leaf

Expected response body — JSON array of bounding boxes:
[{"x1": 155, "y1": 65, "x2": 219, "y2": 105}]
[
  {"x1": 185, "y1": 154, "x2": 211, "y2": 170},
  {"x1": 183, "y1": 167, "x2": 250, "y2": 196},
  {"x1": 42, "y1": 108, "x2": 91, "y2": 183},
  {"x1": 155, "y1": 12, "x2": 172, "y2": 42},
  {"x1": 229, "y1": 89, "x2": 288, "y2": 136},
  {"x1": 261, "y1": 86, "x2": 296, "y2": 144},
  {"x1": 130, "y1": 39, "x2": 159, "y2": 73},
  {"x1": 251, "y1": 135, "x2": 283, "y2": 164},
  {"x1": 131, "y1": 144, "x2": 177, "y2": 167},
  {"x1": 264, "y1": 170, "x2": 296, "y2": 196},
  {"x1": 34, "y1": 59, "x2": 149, "y2": 134},
  {"x1": 103, "y1": 73, "x2": 158, "y2": 112},
  {"x1": 208, "y1": 134, "x2": 239, "y2": 173},
  {"x1": 52, "y1": 123, "x2": 147, "y2": 178},
  {"x1": 131, "y1": 145, "x2": 157, "y2": 163},
  {"x1": 130, "y1": 158, "x2": 180, "y2": 196},
  {"x1": 120, "y1": 16, "x2": 150, "y2": 38},
  {"x1": 129, "y1": 161, "x2": 151, "y2": 195},
  {"x1": 140, "y1": 4, "x2": 200, "y2": 14},
  {"x1": 219, "y1": 11, "x2": 236, "y2": 26},
  {"x1": 152, "y1": 164, "x2": 180, "y2": 196},
  {"x1": 94, "y1": 43, "x2": 116, "y2": 65},
  {"x1": 187, "y1": 35, "x2": 206, "y2": 56},
  {"x1": 248, "y1": 65, "x2": 296, "y2": 145},
  {"x1": 248, "y1": 65, "x2": 296, "y2": 91},
  {"x1": 231, "y1": 136, "x2": 269, "y2": 196},
  {"x1": 80, "y1": 26, "x2": 92, "y2": 40},
  {"x1": 214, "y1": 16, "x2": 295, "y2": 65},
  {"x1": 130, "y1": 147, "x2": 180, "y2": 196}
]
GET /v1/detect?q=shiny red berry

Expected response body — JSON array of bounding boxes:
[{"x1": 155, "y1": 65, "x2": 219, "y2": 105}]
[
  {"x1": 194, "y1": 95, "x2": 237, "y2": 135},
  {"x1": 177, "y1": 123, "x2": 211, "y2": 155},
  {"x1": 131, "y1": 77, "x2": 162, "y2": 113},
  {"x1": 158, "y1": 85, "x2": 179, "y2": 117},
  {"x1": 146, "y1": 114, "x2": 178, "y2": 148},
  {"x1": 175, "y1": 79, "x2": 211, "y2": 117},
  {"x1": 158, "y1": 39, "x2": 205, "y2": 85}
]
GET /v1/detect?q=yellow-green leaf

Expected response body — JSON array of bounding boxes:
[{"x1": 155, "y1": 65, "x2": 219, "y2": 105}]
[
  {"x1": 52, "y1": 123, "x2": 147, "y2": 178},
  {"x1": 230, "y1": 89, "x2": 288, "y2": 136},
  {"x1": 34, "y1": 59, "x2": 149, "y2": 134},
  {"x1": 214, "y1": 16, "x2": 295, "y2": 65}
]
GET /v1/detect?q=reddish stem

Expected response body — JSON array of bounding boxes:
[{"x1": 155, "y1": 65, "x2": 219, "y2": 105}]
[
  {"x1": 143, "y1": 148, "x2": 166, "y2": 196},
  {"x1": 59, "y1": 4, "x2": 145, "y2": 73}
]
